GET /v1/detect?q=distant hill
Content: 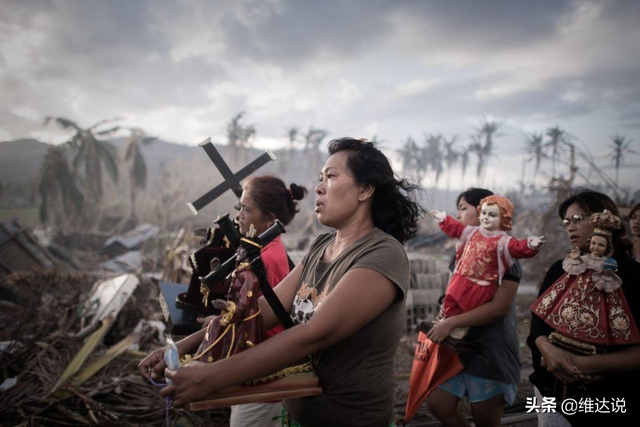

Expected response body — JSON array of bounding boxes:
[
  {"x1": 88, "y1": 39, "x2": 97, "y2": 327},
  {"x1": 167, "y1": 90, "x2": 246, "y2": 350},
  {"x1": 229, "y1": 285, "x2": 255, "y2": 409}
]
[
  {"x1": 0, "y1": 136, "x2": 312, "y2": 212},
  {"x1": 0, "y1": 139, "x2": 50, "y2": 186}
]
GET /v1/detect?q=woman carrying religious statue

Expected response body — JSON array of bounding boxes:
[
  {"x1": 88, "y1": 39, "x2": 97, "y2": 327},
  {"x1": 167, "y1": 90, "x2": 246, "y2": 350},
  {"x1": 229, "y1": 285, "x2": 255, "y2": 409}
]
[
  {"x1": 139, "y1": 137, "x2": 423, "y2": 427},
  {"x1": 407, "y1": 193, "x2": 544, "y2": 426},
  {"x1": 527, "y1": 190, "x2": 640, "y2": 426},
  {"x1": 629, "y1": 203, "x2": 640, "y2": 262},
  {"x1": 415, "y1": 188, "x2": 527, "y2": 427},
  {"x1": 172, "y1": 175, "x2": 307, "y2": 427},
  {"x1": 430, "y1": 195, "x2": 545, "y2": 331}
]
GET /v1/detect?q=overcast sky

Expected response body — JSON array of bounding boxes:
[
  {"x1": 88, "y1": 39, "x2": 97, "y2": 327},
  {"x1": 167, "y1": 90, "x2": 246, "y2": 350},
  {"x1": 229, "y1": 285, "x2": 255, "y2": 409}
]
[{"x1": 1, "y1": 0, "x2": 639, "y2": 191}]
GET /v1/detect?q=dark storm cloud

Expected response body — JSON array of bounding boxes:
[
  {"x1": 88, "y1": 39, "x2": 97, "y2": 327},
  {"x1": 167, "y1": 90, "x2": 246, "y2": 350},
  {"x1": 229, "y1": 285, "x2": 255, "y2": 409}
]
[
  {"x1": 392, "y1": 0, "x2": 573, "y2": 48},
  {"x1": 0, "y1": 0, "x2": 639, "y2": 168},
  {"x1": 1, "y1": 0, "x2": 225, "y2": 112},
  {"x1": 219, "y1": 0, "x2": 395, "y2": 65}
]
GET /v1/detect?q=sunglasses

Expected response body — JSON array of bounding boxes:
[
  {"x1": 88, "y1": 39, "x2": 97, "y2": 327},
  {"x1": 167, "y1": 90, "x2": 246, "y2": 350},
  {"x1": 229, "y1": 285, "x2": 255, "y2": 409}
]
[{"x1": 560, "y1": 214, "x2": 586, "y2": 228}]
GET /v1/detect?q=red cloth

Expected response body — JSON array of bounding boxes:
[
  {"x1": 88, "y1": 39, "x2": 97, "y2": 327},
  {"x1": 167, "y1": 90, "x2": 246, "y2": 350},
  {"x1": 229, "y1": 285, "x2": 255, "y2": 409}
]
[
  {"x1": 443, "y1": 274, "x2": 498, "y2": 317},
  {"x1": 260, "y1": 235, "x2": 290, "y2": 337},
  {"x1": 440, "y1": 215, "x2": 537, "y2": 315},
  {"x1": 531, "y1": 269, "x2": 640, "y2": 346}
]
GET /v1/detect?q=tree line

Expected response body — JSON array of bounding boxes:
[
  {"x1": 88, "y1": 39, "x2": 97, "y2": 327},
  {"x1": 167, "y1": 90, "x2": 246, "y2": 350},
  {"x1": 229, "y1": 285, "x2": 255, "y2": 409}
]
[
  {"x1": 395, "y1": 120, "x2": 637, "y2": 203},
  {"x1": 36, "y1": 114, "x2": 637, "y2": 231}
]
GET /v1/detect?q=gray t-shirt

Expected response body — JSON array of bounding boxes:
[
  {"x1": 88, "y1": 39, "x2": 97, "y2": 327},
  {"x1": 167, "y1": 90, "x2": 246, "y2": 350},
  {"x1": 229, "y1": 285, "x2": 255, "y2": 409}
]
[{"x1": 284, "y1": 228, "x2": 409, "y2": 427}]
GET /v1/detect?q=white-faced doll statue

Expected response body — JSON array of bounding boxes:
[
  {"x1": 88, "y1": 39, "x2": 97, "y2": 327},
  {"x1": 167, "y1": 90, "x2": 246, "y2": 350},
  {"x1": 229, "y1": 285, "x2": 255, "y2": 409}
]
[{"x1": 431, "y1": 195, "x2": 545, "y2": 337}]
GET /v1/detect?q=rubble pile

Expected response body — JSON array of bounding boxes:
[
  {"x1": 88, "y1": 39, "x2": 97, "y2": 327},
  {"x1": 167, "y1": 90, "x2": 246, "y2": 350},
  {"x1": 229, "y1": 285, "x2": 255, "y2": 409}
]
[{"x1": 0, "y1": 269, "x2": 228, "y2": 426}]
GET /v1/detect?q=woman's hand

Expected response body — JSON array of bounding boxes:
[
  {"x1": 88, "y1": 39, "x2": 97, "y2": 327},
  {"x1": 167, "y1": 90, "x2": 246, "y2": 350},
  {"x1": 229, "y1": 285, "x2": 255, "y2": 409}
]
[
  {"x1": 161, "y1": 361, "x2": 216, "y2": 408},
  {"x1": 427, "y1": 317, "x2": 457, "y2": 343},
  {"x1": 138, "y1": 348, "x2": 167, "y2": 382},
  {"x1": 536, "y1": 337, "x2": 581, "y2": 383}
]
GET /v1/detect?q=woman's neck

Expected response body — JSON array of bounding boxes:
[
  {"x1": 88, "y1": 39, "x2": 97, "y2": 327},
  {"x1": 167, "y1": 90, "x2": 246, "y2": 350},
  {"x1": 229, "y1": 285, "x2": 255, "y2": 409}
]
[{"x1": 326, "y1": 215, "x2": 374, "y2": 260}]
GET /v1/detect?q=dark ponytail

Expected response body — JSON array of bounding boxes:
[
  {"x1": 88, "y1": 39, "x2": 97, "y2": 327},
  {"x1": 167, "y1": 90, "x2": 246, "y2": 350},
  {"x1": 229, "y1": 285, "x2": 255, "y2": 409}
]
[{"x1": 327, "y1": 137, "x2": 425, "y2": 244}]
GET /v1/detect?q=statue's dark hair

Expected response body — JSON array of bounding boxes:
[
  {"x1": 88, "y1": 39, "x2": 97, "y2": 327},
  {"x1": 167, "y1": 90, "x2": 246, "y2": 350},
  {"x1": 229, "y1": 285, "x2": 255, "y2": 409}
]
[
  {"x1": 327, "y1": 137, "x2": 425, "y2": 243},
  {"x1": 558, "y1": 189, "x2": 632, "y2": 258},
  {"x1": 456, "y1": 187, "x2": 494, "y2": 208}
]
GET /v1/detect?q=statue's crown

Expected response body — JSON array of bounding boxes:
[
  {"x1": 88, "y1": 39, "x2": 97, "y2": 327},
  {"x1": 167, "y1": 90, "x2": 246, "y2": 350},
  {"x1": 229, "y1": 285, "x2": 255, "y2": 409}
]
[{"x1": 590, "y1": 209, "x2": 621, "y2": 236}]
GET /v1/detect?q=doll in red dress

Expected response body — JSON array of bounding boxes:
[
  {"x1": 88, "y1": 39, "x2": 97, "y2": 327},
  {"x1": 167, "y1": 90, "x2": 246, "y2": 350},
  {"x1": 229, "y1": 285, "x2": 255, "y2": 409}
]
[
  {"x1": 431, "y1": 195, "x2": 545, "y2": 337},
  {"x1": 531, "y1": 210, "x2": 640, "y2": 352}
]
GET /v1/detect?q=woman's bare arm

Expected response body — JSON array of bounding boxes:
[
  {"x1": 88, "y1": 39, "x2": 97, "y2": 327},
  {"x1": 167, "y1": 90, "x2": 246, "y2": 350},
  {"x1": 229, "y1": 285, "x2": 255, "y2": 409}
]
[
  {"x1": 162, "y1": 267, "x2": 397, "y2": 407},
  {"x1": 573, "y1": 345, "x2": 640, "y2": 375},
  {"x1": 427, "y1": 280, "x2": 518, "y2": 342}
]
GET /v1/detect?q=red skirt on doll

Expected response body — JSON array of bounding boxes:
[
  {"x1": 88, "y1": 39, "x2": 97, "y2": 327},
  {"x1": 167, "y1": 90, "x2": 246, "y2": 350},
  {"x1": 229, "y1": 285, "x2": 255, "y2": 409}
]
[{"x1": 443, "y1": 273, "x2": 498, "y2": 318}]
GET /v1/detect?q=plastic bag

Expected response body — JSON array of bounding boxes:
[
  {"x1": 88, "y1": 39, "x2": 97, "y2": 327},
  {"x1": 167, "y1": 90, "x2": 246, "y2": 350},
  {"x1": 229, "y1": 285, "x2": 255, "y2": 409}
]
[{"x1": 164, "y1": 335, "x2": 180, "y2": 384}]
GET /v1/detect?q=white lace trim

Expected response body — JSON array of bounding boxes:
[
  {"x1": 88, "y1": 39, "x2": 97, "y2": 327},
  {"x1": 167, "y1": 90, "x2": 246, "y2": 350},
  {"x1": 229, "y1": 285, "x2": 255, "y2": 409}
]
[
  {"x1": 497, "y1": 234, "x2": 514, "y2": 284},
  {"x1": 583, "y1": 253, "x2": 605, "y2": 272},
  {"x1": 562, "y1": 255, "x2": 587, "y2": 275},
  {"x1": 592, "y1": 271, "x2": 623, "y2": 292}
]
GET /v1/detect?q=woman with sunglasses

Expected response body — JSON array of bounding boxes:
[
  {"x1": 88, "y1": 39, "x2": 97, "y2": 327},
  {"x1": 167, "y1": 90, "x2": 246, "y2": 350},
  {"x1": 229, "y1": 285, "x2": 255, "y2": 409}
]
[{"x1": 527, "y1": 189, "x2": 640, "y2": 426}]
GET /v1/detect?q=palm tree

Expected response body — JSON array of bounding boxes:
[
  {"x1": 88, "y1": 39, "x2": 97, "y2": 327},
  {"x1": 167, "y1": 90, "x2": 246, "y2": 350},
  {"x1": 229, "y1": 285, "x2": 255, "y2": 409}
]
[
  {"x1": 44, "y1": 117, "x2": 120, "y2": 224},
  {"x1": 397, "y1": 137, "x2": 420, "y2": 181},
  {"x1": 423, "y1": 134, "x2": 443, "y2": 186},
  {"x1": 608, "y1": 134, "x2": 638, "y2": 187},
  {"x1": 442, "y1": 136, "x2": 459, "y2": 191},
  {"x1": 544, "y1": 126, "x2": 571, "y2": 180},
  {"x1": 459, "y1": 144, "x2": 472, "y2": 190},
  {"x1": 525, "y1": 132, "x2": 545, "y2": 187},
  {"x1": 123, "y1": 128, "x2": 155, "y2": 223},
  {"x1": 469, "y1": 134, "x2": 484, "y2": 185},
  {"x1": 38, "y1": 146, "x2": 84, "y2": 226},
  {"x1": 476, "y1": 119, "x2": 503, "y2": 185},
  {"x1": 285, "y1": 126, "x2": 299, "y2": 168},
  {"x1": 286, "y1": 126, "x2": 299, "y2": 152},
  {"x1": 304, "y1": 127, "x2": 328, "y2": 179},
  {"x1": 227, "y1": 112, "x2": 256, "y2": 165}
]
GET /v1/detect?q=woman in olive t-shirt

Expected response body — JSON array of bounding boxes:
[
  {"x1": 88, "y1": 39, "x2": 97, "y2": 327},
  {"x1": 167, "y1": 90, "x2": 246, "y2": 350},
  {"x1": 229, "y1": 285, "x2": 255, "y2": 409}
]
[{"x1": 140, "y1": 137, "x2": 424, "y2": 427}]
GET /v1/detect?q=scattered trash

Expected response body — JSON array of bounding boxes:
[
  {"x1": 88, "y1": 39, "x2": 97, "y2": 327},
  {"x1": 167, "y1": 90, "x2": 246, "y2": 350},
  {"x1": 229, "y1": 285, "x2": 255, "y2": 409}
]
[
  {"x1": 100, "y1": 250, "x2": 144, "y2": 273},
  {"x1": 80, "y1": 274, "x2": 140, "y2": 332},
  {"x1": 103, "y1": 223, "x2": 159, "y2": 257},
  {"x1": 0, "y1": 341, "x2": 25, "y2": 354},
  {"x1": 0, "y1": 377, "x2": 17, "y2": 392}
]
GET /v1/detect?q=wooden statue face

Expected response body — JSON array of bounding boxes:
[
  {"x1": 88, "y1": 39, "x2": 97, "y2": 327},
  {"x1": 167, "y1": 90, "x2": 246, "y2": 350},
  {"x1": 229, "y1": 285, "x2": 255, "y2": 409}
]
[{"x1": 479, "y1": 202, "x2": 501, "y2": 231}]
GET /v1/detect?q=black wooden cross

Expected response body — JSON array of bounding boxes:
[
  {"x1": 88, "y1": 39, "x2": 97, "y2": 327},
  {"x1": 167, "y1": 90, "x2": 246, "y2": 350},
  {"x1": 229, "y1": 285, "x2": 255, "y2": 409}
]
[{"x1": 186, "y1": 137, "x2": 276, "y2": 215}]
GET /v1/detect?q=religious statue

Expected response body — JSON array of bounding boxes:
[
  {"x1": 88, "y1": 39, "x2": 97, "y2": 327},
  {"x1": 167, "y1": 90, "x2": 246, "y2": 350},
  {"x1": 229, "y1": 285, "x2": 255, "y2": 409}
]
[
  {"x1": 182, "y1": 223, "x2": 277, "y2": 365},
  {"x1": 531, "y1": 210, "x2": 640, "y2": 380},
  {"x1": 431, "y1": 195, "x2": 545, "y2": 337}
]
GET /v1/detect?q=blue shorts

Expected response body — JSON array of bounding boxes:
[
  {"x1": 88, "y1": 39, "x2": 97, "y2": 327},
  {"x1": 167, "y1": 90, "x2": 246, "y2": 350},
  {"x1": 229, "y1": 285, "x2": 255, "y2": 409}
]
[{"x1": 438, "y1": 372, "x2": 517, "y2": 405}]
